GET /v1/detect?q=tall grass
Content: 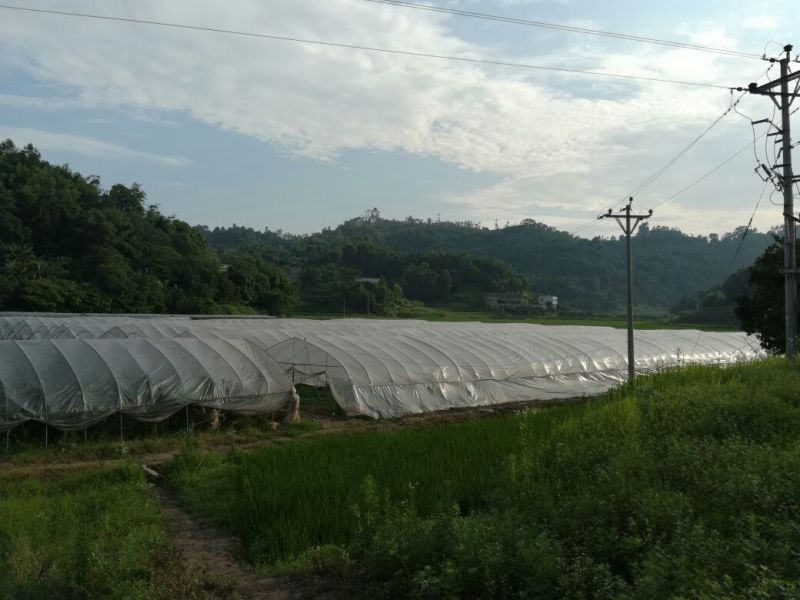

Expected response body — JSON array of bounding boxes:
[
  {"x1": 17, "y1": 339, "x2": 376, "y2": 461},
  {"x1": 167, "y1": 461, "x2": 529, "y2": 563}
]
[
  {"x1": 164, "y1": 359, "x2": 800, "y2": 597},
  {"x1": 0, "y1": 464, "x2": 167, "y2": 599},
  {"x1": 351, "y1": 359, "x2": 800, "y2": 598},
  {"x1": 161, "y1": 410, "x2": 574, "y2": 565}
]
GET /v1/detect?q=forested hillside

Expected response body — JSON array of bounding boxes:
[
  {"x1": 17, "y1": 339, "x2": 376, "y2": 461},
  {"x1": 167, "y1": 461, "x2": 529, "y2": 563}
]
[
  {"x1": 203, "y1": 210, "x2": 773, "y2": 312},
  {"x1": 1, "y1": 141, "x2": 771, "y2": 316},
  {"x1": 0, "y1": 142, "x2": 525, "y2": 316},
  {"x1": 0, "y1": 141, "x2": 298, "y2": 315},
  {"x1": 197, "y1": 221, "x2": 529, "y2": 315}
]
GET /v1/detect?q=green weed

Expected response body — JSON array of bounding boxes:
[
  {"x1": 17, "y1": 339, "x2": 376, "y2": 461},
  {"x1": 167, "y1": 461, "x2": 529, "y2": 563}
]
[
  {"x1": 163, "y1": 359, "x2": 800, "y2": 598},
  {"x1": 0, "y1": 464, "x2": 167, "y2": 599}
]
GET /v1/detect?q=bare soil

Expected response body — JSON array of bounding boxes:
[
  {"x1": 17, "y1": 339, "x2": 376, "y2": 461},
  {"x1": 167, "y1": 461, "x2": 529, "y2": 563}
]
[{"x1": 150, "y1": 482, "x2": 302, "y2": 600}]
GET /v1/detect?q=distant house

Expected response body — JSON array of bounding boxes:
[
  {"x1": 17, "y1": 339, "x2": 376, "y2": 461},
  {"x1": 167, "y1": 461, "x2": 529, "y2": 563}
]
[
  {"x1": 485, "y1": 293, "x2": 530, "y2": 312},
  {"x1": 537, "y1": 294, "x2": 558, "y2": 310}
]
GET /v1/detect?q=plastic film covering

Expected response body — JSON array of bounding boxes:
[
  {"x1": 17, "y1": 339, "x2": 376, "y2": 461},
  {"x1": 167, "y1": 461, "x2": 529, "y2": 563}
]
[
  {"x1": 0, "y1": 336, "x2": 294, "y2": 431},
  {"x1": 259, "y1": 323, "x2": 764, "y2": 418},
  {"x1": 0, "y1": 314, "x2": 765, "y2": 420},
  {"x1": 1, "y1": 315, "x2": 204, "y2": 340}
]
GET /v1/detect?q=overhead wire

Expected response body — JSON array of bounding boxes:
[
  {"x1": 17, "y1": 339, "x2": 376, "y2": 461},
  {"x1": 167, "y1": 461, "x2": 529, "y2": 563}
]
[
  {"x1": 0, "y1": 4, "x2": 736, "y2": 89},
  {"x1": 688, "y1": 178, "x2": 770, "y2": 358},
  {"x1": 726, "y1": 180, "x2": 770, "y2": 275},
  {"x1": 359, "y1": 0, "x2": 763, "y2": 60},
  {"x1": 673, "y1": 67, "x2": 794, "y2": 357},
  {"x1": 732, "y1": 63, "x2": 774, "y2": 166},
  {"x1": 622, "y1": 64, "x2": 775, "y2": 210},
  {"x1": 1, "y1": 3, "x2": 781, "y2": 241},
  {"x1": 620, "y1": 90, "x2": 747, "y2": 208},
  {"x1": 650, "y1": 134, "x2": 766, "y2": 211},
  {"x1": 571, "y1": 129, "x2": 761, "y2": 237},
  {"x1": 568, "y1": 87, "x2": 758, "y2": 237}
]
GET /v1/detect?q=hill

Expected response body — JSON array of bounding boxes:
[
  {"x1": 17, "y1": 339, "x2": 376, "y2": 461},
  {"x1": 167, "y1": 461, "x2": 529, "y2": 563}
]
[
  {"x1": 0, "y1": 140, "x2": 297, "y2": 315},
  {"x1": 203, "y1": 210, "x2": 773, "y2": 313},
  {"x1": 1, "y1": 141, "x2": 771, "y2": 317}
]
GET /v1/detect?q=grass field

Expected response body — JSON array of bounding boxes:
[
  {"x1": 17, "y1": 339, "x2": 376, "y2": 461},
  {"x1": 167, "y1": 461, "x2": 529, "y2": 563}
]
[
  {"x1": 0, "y1": 464, "x2": 167, "y2": 598},
  {"x1": 163, "y1": 358, "x2": 800, "y2": 598},
  {"x1": 161, "y1": 414, "x2": 525, "y2": 565}
]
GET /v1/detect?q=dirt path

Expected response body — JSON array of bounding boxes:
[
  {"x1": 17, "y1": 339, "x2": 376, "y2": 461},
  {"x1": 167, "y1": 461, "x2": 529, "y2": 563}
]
[{"x1": 151, "y1": 481, "x2": 301, "y2": 600}]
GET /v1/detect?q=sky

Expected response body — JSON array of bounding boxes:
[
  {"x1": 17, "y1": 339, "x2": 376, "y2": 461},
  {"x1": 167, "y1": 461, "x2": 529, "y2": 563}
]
[{"x1": 1, "y1": 0, "x2": 798, "y2": 237}]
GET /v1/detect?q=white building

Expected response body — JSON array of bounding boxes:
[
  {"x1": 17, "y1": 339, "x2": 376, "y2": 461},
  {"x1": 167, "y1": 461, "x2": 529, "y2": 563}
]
[{"x1": 537, "y1": 294, "x2": 558, "y2": 310}]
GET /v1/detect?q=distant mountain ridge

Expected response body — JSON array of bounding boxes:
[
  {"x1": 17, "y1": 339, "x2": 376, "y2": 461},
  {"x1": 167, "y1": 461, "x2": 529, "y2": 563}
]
[{"x1": 201, "y1": 212, "x2": 773, "y2": 312}]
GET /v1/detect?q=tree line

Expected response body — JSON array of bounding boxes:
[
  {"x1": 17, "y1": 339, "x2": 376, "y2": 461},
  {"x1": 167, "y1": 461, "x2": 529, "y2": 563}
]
[
  {"x1": 0, "y1": 141, "x2": 297, "y2": 315},
  {"x1": 0, "y1": 142, "x2": 527, "y2": 317},
  {"x1": 1, "y1": 140, "x2": 786, "y2": 350},
  {"x1": 203, "y1": 211, "x2": 774, "y2": 314}
]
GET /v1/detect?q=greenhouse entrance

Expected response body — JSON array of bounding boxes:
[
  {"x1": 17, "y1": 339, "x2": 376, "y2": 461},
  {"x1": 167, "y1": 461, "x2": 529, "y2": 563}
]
[{"x1": 267, "y1": 337, "x2": 351, "y2": 418}]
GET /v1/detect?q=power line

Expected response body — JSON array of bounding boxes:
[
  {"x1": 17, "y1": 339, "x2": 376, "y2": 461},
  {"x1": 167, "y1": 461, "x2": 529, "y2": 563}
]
[
  {"x1": 623, "y1": 64, "x2": 775, "y2": 210},
  {"x1": 651, "y1": 134, "x2": 767, "y2": 211},
  {"x1": 559, "y1": 131, "x2": 757, "y2": 236},
  {"x1": 688, "y1": 178, "x2": 769, "y2": 358},
  {"x1": 360, "y1": 0, "x2": 763, "y2": 61},
  {"x1": 568, "y1": 93, "x2": 752, "y2": 236},
  {"x1": 622, "y1": 91, "x2": 747, "y2": 206},
  {"x1": 727, "y1": 180, "x2": 769, "y2": 272},
  {"x1": 0, "y1": 4, "x2": 735, "y2": 89}
]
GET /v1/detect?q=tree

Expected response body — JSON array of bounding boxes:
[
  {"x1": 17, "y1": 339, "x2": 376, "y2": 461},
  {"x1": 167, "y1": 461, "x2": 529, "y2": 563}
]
[
  {"x1": 222, "y1": 250, "x2": 299, "y2": 316},
  {"x1": 735, "y1": 238, "x2": 792, "y2": 352},
  {"x1": 0, "y1": 140, "x2": 301, "y2": 315}
]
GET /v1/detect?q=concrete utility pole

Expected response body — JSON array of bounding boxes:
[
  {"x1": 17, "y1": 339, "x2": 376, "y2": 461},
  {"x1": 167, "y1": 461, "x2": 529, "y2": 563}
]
[
  {"x1": 745, "y1": 44, "x2": 800, "y2": 359},
  {"x1": 598, "y1": 198, "x2": 652, "y2": 383}
]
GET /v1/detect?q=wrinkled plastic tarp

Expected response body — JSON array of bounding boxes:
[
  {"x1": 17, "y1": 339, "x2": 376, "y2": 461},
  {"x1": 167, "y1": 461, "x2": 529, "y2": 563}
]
[
  {"x1": 0, "y1": 314, "x2": 766, "y2": 424},
  {"x1": 0, "y1": 335, "x2": 294, "y2": 431}
]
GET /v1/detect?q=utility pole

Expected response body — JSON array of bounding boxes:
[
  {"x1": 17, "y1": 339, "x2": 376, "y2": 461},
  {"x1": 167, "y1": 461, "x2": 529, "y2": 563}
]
[
  {"x1": 598, "y1": 198, "x2": 653, "y2": 383},
  {"x1": 745, "y1": 44, "x2": 800, "y2": 359}
]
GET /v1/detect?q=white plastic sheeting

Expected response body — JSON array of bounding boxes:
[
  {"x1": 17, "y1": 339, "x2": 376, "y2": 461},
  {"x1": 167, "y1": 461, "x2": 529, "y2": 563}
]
[
  {"x1": 0, "y1": 336, "x2": 294, "y2": 431},
  {"x1": 0, "y1": 314, "x2": 256, "y2": 340},
  {"x1": 263, "y1": 324, "x2": 764, "y2": 418},
  {"x1": 0, "y1": 314, "x2": 765, "y2": 423}
]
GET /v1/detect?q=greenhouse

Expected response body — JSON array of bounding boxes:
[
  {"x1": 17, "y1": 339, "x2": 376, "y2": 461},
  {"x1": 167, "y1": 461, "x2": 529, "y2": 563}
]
[
  {"x1": 0, "y1": 313, "x2": 765, "y2": 427},
  {"x1": 0, "y1": 335, "x2": 295, "y2": 431},
  {"x1": 262, "y1": 324, "x2": 763, "y2": 418}
]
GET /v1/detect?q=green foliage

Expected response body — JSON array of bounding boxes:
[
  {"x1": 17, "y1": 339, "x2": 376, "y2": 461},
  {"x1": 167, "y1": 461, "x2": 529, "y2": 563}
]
[
  {"x1": 219, "y1": 247, "x2": 299, "y2": 315},
  {"x1": 0, "y1": 141, "x2": 773, "y2": 315},
  {"x1": 673, "y1": 258, "x2": 758, "y2": 327},
  {"x1": 201, "y1": 221, "x2": 530, "y2": 313},
  {"x1": 166, "y1": 360, "x2": 800, "y2": 598},
  {"x1": 735, "y1": 237, "x2": 791, "y2": 352},
  {"x1": 347, "y1": 360, "x2": 800, "y2": 598},
  {"x1": 0, "y1": 140, "x2": 298, "y2": 315},
  {"x1": 0, "y1": 464, "x2": 167, "y2": 599},
  {"x1": 161, "y1": 415, "x2": 524, "y2": 565},
  {"x1": 202, "y1": 215, "x2": 771, "y2": 313}
]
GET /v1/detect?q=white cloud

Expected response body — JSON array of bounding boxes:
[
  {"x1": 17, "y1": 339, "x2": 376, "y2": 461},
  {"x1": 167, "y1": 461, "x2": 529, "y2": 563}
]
[
  {"x1": 0, "y1": 93, "x2": 88, "y2": 110},
  {"x1": 0, "y1": 127, "x2": 192, "y2": 167},
  {"x1": 742, "y1": 15, "x2": 778, "y2": 30},
  {"x1": 0, "y1": 0, "x2": 785, "y2": 233},
  {"x1": 0, "y1": 1, "x2": 732, "y2": 170}
]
